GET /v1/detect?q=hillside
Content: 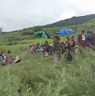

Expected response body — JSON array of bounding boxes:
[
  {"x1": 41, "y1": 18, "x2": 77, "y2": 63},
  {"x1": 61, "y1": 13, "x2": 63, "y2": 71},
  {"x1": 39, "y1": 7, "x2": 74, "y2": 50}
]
[
  {"x1": 69, "y1": 18, "x2": 95, "y2": 31},
  {"x1": 7, "y1": 14, "x2": 95, "y2": 33},
  {"x1": 78, "y1": 18, "x2": 95, "y2": 31},
  {"x1": 1, "y1": 14, "x2": 95, "y2": 46},
  {"x1": 44, "y1": 14, "x2": 95, "y2": 28}
]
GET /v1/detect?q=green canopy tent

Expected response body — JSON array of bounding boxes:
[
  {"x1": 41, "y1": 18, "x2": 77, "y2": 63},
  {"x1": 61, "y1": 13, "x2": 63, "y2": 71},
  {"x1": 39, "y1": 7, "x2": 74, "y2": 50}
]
[{"x1": 34, "y1": 31, "x2": 52, "y2": 39}]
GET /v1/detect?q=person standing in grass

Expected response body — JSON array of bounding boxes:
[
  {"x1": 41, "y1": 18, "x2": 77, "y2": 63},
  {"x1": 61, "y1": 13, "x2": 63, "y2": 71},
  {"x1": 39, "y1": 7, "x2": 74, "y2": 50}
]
[
  {"x1": 64, "y1": 37, "x2": 73, "y2": 63},
  {"x1": 78, "y1": 31, "x2": 86, "y2": 52},
  {"x1": 53, "y1": 33, "x2": 62, "y2": 67},
  {"x1": 85, "y1": 31, "x2": 95, "y2": 50},
  {"x1": 78, "y1": 31, "x2": 82, "y2": 46},
  {"x1": 70, "y1": 36, "x2": 76, "y2": 52},
  {"x1": 81, "y1": 31, "x2": 86, "y2": 48}
]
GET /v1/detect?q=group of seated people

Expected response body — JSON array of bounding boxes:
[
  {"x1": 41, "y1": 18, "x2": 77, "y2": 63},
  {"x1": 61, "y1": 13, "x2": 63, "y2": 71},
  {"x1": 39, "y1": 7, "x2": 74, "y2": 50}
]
[
  {"x1": 0, "y1": 50, "x2": 21, "y2": 66},
  {"x1": 29, "y1": 42, "x2": 53, "y2": 56},
  {"x1": 29, "y1": 35, "x2": 76, "y2": 56}
]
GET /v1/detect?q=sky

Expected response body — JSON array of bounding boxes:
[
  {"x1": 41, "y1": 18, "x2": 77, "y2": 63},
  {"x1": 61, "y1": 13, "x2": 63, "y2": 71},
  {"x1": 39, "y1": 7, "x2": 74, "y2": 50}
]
[{"x1": 0, "y1": 0, "x2": 95, "y2": 32}]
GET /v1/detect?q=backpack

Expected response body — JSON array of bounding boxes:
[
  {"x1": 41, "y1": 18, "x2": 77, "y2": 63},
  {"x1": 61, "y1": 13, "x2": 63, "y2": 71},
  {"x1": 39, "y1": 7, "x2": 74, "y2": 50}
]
[{"x1": 0, "y1": 55, "x2": 4, "y2": 62}]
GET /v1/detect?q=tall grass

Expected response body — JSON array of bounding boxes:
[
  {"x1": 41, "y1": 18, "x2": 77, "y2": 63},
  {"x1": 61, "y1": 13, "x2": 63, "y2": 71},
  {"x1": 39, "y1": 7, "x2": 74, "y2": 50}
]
[{"x1": 0, "y1": 48, "x2": 95, "y2": 96}]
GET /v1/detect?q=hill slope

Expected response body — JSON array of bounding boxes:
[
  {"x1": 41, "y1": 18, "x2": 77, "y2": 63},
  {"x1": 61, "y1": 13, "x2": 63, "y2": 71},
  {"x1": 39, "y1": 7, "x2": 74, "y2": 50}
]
[
  {"x1": 45, "y1": 14, "x2": 95, "y2": 27},
  {"x1": 70, "y1": 18, "x2": 95, "y2": 31}
]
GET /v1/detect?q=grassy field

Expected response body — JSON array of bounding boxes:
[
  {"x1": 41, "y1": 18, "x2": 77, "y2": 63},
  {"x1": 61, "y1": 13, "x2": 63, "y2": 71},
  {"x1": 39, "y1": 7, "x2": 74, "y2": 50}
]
[
  {"x1": 0, "y1": 40, "x2": 95, "y2": 96},
  {"x1": 0, "y1": 32, "x2": 95, "y2": 96}
]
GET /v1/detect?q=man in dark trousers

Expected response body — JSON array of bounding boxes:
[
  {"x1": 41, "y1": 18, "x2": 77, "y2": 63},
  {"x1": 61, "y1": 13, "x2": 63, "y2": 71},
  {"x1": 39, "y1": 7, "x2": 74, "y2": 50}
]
[
  {"x1": 53, "y1": 33, "x2": 62, "y2": 67},
  {"x1": 64, "y1": 37, "x2": 73, "y2": 63}
]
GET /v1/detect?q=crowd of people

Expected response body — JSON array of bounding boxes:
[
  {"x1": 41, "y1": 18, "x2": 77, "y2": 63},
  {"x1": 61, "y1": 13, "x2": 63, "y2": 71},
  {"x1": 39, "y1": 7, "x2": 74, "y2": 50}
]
[
  {"x1": 53, "y1": 30, "x2": 95, "y2": 67},
  {"x1": 78, "y1": 31, "x2": 95, "y2": 50},
  {"x1": 29, "y1": 41, "x2": 53, "y2": 56},
  {"x1": 53, "y1": 34, "x2": 76, "y2": 67},
  {"x1": 29, "y1": 36, "x2": 75, "y2": 55},
  {"x1": 28, "y1": 33, "x2": 76, "y2": 66},
  {"x1": 0, "y1": 30, "x2": 95, "y2": 67},
  {"x1": 29, "y1": 30, "x2": 95, "y2": 67},
  {"x1": 0, "y1": 51, "x2": 21, "y2": 66}
]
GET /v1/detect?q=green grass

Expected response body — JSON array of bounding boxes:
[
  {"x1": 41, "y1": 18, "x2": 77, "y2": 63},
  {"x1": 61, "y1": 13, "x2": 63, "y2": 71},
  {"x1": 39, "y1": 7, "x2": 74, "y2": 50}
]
[
  {"x1": 0, "y1": 33, "x2": 95, "y2": 96},
  {"x1": 0, "y1": 44, "x2": 95, "y2": 96},
  {"x1": 17, "y1": 33, "x2": 78, "y2": 45},
  {"x1": 18, "y1": 38, "x2": 53, "y2": 44}
]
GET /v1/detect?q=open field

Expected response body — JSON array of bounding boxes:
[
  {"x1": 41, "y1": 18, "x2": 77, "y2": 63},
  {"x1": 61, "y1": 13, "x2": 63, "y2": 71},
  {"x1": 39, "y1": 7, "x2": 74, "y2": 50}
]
[{"x1": 0, "y1": 36, "x2": 95, "y2": 96}]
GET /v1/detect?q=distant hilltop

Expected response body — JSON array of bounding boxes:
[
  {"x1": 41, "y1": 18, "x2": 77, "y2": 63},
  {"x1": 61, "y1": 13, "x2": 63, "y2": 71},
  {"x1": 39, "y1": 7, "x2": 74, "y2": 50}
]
[
  {"x1": 5, "y1": 14, "x2": 95, "y2": 33},
  {"x1": 44, "y1": 14, "x2": 95, "y2": 28}
]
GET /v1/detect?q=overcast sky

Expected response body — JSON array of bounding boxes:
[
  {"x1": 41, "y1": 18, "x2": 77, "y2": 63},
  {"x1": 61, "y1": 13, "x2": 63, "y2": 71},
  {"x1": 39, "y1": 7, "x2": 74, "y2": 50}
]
[{"x1": 0, "y1": 0, "x2": 95, "y2": 31}]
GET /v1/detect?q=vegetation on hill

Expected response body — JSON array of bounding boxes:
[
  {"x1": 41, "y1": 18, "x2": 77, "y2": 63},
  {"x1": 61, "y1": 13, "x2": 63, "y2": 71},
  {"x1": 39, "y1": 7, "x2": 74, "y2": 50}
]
[
  {"x1": 45, "y1": 14, "x2": 95, "y2": 27},
  {"x1": 68, "y1": 18, "x2": 95, "y2": 32},
  {"x1": 1, "y1": 14, "x2": 95, "y2": 46},
  {"x1": 0, "y1": 32, "x2": 33, "y2": 45},
  {"x1": 78, "y1": 18, "x2": 95, "y2": 31}
]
